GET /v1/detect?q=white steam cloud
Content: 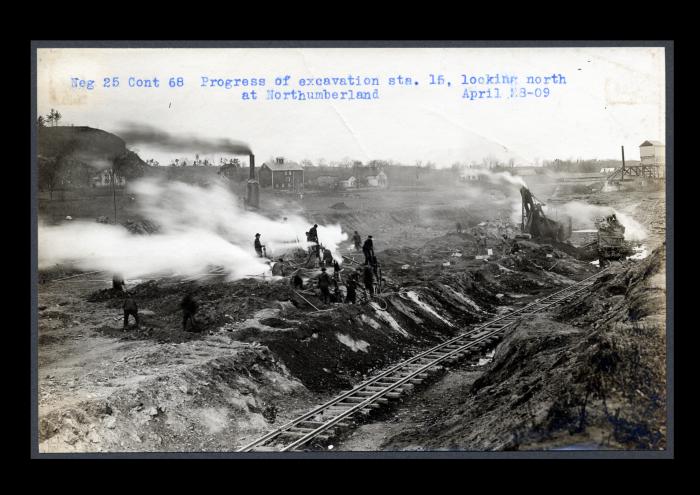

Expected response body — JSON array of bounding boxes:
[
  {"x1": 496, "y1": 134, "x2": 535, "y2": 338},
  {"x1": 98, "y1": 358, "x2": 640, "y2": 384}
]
[
  {"x1": 38, "y1": 178, "x2": 348, "y2": 280},
  {"x1": 549, "y1": 201, "x2": 647, "y2": 242},
  {"x1": 470, "y1": 168, "x2": 528, "y2": 188}
]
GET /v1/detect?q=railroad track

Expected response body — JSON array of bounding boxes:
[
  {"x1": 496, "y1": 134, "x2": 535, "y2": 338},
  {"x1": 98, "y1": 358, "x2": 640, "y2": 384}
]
[{"x1": 237, "y1": 267, "x2": 610, "y2": 452}]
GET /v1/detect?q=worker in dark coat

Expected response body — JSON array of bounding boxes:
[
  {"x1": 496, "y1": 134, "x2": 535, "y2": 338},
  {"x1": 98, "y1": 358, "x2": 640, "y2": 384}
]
[
  {"x1": 345, "y1": 273, "x2": 358, "y2": 304},
  {"x1": 456, "y1": 222, "x2": 463, "y2": 234},
  {"x1": 113, "y1": 273, "x2": 126, "y2": 292},
  {"x1": 317, "y1": 267, "x2": 331, "y2": 304},
  {"x1": 309, "y1": 224, "x2": 319, "y2": 244},
  {"x1": 333, "y1": 259, "x2": 342, "y2": 281},
  {"x1": 362, "y1": 236, "x2": 374, "y2": 265},
  {"x1": 291, "y1": 270, "x2": 304, "y2": 290},
  {"x1": 363, "y1": 264, "x2": 375, "y2": 297},
  {"x1": 254, "y1": 233, "x2": 264, "y2": 257},
  {"x1": 331, "y1": 279, "x2": 342, "y2": 303},
  {"x1": 271, "y1": 258, "x2": 285, "y2": 276},
  {"x1": 180, "y1": 293, "x2": 199, "y2": 332},
  {"x1": 353, "y1": 231, "x2": 362, "y2": 251},
  {"x1": 322, "y1": 246, "x2": 334, "y2": 267},
  {"x1": 123, "y1": 291, "x2": 139, "y2": 330}
]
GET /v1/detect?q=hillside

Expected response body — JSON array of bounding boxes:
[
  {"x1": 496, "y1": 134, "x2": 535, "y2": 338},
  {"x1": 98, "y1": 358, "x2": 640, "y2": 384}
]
[{"x1": 38, "y1": 126, "x2": 151, "y2": 189}]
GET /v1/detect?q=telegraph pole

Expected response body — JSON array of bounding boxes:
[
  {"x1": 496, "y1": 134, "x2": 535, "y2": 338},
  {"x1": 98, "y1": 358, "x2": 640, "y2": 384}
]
[{"x1": 621, "y1": 145, "x2": 626, "y2": 182}]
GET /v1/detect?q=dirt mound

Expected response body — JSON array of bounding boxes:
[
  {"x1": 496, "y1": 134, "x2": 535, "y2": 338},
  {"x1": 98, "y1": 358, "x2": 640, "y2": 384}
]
[
  {"x1": 330, "y1": 202, "x2": 350, "y2": 210},
  {"x1": 122, "y1": 219, "x2": 159, "y2": 235},
  {"x1": 382, "y1": 245, "x2": 666, "y2": 451}
]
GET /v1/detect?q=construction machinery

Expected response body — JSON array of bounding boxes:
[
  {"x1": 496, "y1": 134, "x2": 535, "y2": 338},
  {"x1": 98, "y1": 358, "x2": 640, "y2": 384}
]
[
  {"x1": 593, "y1": 214, "x2": 633, "y2": 263},
  {"x1": 520, "y1": 186, "x2": 572, "y2": 242}
]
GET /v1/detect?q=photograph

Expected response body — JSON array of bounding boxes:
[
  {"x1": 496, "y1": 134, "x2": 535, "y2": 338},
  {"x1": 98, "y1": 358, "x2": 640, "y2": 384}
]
[{"x1": 32, "y1": 42, "x2": 671, "y2": 457}]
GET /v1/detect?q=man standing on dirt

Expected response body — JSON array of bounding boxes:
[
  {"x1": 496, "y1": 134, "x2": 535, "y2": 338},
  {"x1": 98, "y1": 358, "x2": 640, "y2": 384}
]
[
  {"x1": 309, "y1": 224, "x2": 319, "y2": 244},
  {"x1": 362, "y1": 235, "x2": 374, "y2": 265},
  {"x1": 317, "y1": 267, "x2": 332, "y2": 304},
  {"x1": 353, "y1": 231, "x2": 362, "y2": 251},
  {"x1": 272, "y1": 257, "x2": 285, "y2": 276},
  {"x1": 456, "y1": 222, "x2": 463, "y2": 234},
  {"x1": 345, "y1": 272, "x2": 358, "y2": 304},
  {"x1": 254, "y1": 233, "x2": 265, "y2": 258},
  {"x1": 363, "y1": 264, "x2": 375, "y2": 297},
  {"x1": 113, "y1": 273, "x2": 126, "y2": 292},
  {"x1": 123, "y1": 291, "x2": 139, "y2": 331},
  {"x1": 180, "y1": 293, "x2": 199, "y2": 332},
  {"x1": 291, "y1": 269, "x2": 304, "y2": 290},
  {"x1": 333, "y1": 259, "x2": 342, "y2": 282}
]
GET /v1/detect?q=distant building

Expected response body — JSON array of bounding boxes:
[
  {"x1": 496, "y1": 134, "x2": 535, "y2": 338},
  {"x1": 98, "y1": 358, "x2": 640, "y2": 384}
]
[
  {"x1": 92, "y1": 169, "x2": 126, "y2": 187},
  {"x1": 639, "y1": 140, "x2": 665, "y2": 167},
  {"x1": 259, "y1": 157, "x2": 304, "y2": 191},
  {"x1": 316, "y1": 175, "x2": 340, "y2": 189},
  {"x1": 366, "y1": 170, "x2": 388, "y2": 188},
  {"x1": 338, "y1": 176, "x2": 357, "y2": 189},
  {"x1": 459, "y1": 173, "x2": 480, "y2": 182},
  {"x1": 600, "y1": 167, "x2": 617, "y2": 174}
]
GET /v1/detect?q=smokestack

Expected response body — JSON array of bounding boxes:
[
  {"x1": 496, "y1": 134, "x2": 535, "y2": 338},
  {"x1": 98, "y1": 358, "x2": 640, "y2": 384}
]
[{"x1": 246, "y1": 153, "x2": 260, "y2": 208}]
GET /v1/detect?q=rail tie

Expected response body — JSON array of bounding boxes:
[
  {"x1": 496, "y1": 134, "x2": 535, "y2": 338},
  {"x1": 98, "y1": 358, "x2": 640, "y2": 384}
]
[{"x1": 237, "y1": 267, "x2": 609, "y2": 452}]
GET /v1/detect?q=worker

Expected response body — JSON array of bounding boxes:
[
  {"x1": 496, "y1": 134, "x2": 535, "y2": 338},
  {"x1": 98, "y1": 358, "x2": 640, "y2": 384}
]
[
  {"x1": 291, "y1": 270, "x2": 304, "y2": 290},
  {"x1": 362, "y1": 235, "x2": 374, "y2": 265},
  {"x1": 122, "y1": 291, "x2": 139, "y2": 330},
  {"x1": 254, "y1": 233, "x2": 265, "y2": 258},
  {"x1": 112, "y1": 273, "x2": 126, "y2": 292},
  {"x1": 271, "y1": 258, "x2": 285, "y2": 276},
  {"x1": 180, "y1": 293, "x2": 199, "y2": 332},
  {"x1": 345, "y1": 272, "x2": 358, "y2": 304},
  {"x1": 331, "y1": 279, "x2": 342, "y2": 303},
  {"x1": 352, "y1": 231, "x2": 362, "y2": 251},
  {"x1": 322, "y1": 246, "x2": 334, "y2": 267},
  {"x1": 333, "y1": 259, "x2": 342, "y2": 281},
  {"x1": 510, "y1": 241, "x2": 521, "y2": 254},
  {"x1": 318, "y1": 267, "x2": 332, "y2": 304},
  {"x1": 309, "y1": 224, "x2": 319, "y2": 244},
  {"x1": 456, "y1": 222, "x2": 463, "y2": 234},
  {"x1": 363, "y1": 264, "x2": 375, "y2": 297}
]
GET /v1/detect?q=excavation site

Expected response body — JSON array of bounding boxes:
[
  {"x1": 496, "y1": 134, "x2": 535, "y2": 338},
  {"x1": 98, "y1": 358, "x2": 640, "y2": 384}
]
[{"x1": 36, "y1": 128, "x2": 667, "y2": 454}]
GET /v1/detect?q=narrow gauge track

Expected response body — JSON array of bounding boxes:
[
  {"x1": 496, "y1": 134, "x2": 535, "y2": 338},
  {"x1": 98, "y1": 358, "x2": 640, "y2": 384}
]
[{"x1": 238, "y1": 267, "x2": 610, "y2": 452}]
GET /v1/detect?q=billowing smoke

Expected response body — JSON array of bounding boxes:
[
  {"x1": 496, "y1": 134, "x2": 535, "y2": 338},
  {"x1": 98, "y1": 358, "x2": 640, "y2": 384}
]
[
  {"x1": 548, "y1": 201, "x2": 647, "y2": 241},
  {"x1": 116, "y1": 122, "x2": 252, "y2": 155},
  {"x1": 471, "y1": 168, "x2": 528, "y2": 189},
  {"x1": 38, "y1": 178, "x2": 347, "y2": 280}
]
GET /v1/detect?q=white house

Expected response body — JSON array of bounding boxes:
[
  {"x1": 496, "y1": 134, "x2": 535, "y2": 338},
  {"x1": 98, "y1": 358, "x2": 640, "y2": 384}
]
[
  {"x1": 338, "y1": 176, "x2": 357, "y2": 189},
  {"x1": 366, "y1": 170, "x2": 388, "y2": 188},
  {"x1": 600, "y1": 167, "x2": 617, "y2": 174},
  {"x1": 92, "y1": 169, "x2": 126, "y2": 187}
]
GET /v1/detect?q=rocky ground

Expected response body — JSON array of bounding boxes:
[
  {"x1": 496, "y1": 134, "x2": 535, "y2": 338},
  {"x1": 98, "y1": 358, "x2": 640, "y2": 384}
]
[
  {"x1": 36, "y1": 181, "x2": 667, "y2": 453},
  {"x1": 339, "y1": 244, "x2": 666, "y2": 451}
]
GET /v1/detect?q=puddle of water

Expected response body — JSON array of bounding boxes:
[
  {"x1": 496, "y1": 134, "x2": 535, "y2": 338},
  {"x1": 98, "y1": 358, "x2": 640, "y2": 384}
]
[
  {"x1": 627, "y1": 244, "x2": 650, "y2": 260},
  {"x1": 472, "y1": 349, "x2": 496, "y2": 367}
]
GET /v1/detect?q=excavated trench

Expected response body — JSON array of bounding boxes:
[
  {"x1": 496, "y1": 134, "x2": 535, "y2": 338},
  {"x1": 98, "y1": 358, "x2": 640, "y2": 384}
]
[{"x1": 38, "y1": 226, "x2": 612, "y2": 453}]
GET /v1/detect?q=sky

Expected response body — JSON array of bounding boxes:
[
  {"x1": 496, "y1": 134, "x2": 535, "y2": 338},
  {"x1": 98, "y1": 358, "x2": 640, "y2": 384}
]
[{"x1": 37, "y1": 47, "x2": 666, "y2": 167}]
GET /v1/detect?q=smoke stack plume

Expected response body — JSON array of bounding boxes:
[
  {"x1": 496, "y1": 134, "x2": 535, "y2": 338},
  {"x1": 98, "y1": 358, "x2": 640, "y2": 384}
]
[{"x1": 116, "y1": 122, "x2": 251, "y2": 155}]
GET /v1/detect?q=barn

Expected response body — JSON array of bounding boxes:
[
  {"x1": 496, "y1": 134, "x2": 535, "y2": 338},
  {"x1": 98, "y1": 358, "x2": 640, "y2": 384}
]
[{"x1": 259, "y1": 157, "x2": 304, "y2": 191}]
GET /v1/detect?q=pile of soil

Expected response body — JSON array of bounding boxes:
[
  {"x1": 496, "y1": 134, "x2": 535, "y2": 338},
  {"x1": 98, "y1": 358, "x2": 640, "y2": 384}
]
[
  {"x1": 330, "y1": 202, "x2": 350, "y2": 210},
  {"x1": 122, "y1": 219, "x2": 159, "y2": 235},
  {"x1": 381, "y1": 244, "x2": 667, "y2": 451}
]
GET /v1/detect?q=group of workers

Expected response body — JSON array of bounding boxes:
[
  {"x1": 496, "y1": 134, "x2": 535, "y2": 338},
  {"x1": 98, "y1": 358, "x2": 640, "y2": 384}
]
[{"x1": 113, "y1": 274, "x2": 201, "y2": 333}]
